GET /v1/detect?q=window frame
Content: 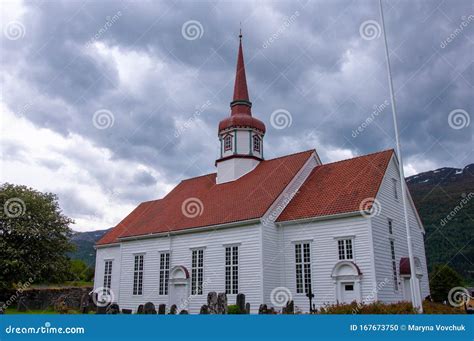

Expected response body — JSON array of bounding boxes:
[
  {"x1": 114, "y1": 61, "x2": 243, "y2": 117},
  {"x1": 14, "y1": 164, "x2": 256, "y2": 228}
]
[
  {"x1": 337, "y1": 238, "x2": 354, "y2": 260},
  {"x1": 159, "y1": 252, "x2": 170, "y2": 296},
  {"x1": 392, "y1": 178, "x2": 399, "y2": 200},
  {"x1": 225, "y1": 245, "x2": 239, "y2": 295},
  {"x1": 133, "y1": 254, "x2": 144, "y2": 296},
  {"x1": 224, "y1": 134, "x2": 232, "y2": 152},
  {"x1": 390, "y1": 240, "x2": 398, "y2": 291},
  {"x1": 191, "y1": 249, "x2": 204, "y2": 295},
  {"x1": 252, "y1": 135, "x2": 261, "y2": 153},
  {"x1": 388, "y1": 218, "x2": 393, "y2": 235},
  {"x1": 103, "y1": 260, "x2": 113, "y2": 295},
  {"x1": 294, "y1": 242, "x2": 312, "y2": 295}
]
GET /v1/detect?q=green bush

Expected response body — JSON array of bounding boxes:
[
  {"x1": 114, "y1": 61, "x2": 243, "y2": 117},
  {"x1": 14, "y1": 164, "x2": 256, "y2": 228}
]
[
  {"x1": 227, "y1": 304, "x2": 243, "y2": 314},
  {"x1": 319, "y1": 301, "x2": 464, "y2": 314}
]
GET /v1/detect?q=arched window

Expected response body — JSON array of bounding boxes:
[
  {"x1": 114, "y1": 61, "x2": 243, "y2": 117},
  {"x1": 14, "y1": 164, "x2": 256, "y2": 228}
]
[
  {"x1": 224, "y1": 135, "x2": 232, "y2": 151},
  {"x1": 253, "y1": 135, "x2": 260, "y2": 153}
]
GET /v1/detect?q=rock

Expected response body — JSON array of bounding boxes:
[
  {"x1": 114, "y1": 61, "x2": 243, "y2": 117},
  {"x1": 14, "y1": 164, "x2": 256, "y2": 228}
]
[
  {"x1": 199, "y1": 304, "x2": 209, "y2": 314},
  {"x1": 236, "y1": 293, "x2": 245, "y2": 313},
  {"x1": 207, "y1": 292, "x2": 218, "y2": 314},
  {"x1": 106, "y1": 303, "x2": 120, "y2": 314},
  {"x1": 245, "y1": 302, "x2": 250, "y2": 314},
  {"x1": 136, "y1": 304, "x2": 144, "y2": 314},
  {"x1": 17, "y1": 297, "x2": 28, "y2": 312},
  {"x1": 169, "y1": 304, "x2": 177, "y2": 315},
  {"x1": 258, "y1": 304, "x2": 268, "y2": 314},
  {"x1": 158, "y1": 304, "x2": 166, "y2": 315},
  {"x1": 217, "y1": 293, "x2": 228, "y2": 314},
  {"x1": 179, "y1": 309, "x2": 189, "y2": 314},
  {"x1": 144, "y1": 302, "x2": 156, "y2": 314},
  {"x1": 122, "y1": 309, "x2": 132, "y2": 314}
]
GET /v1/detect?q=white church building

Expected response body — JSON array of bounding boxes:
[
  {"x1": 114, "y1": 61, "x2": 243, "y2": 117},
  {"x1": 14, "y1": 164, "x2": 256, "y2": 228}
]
[{"x1": 94, "y1": 35, "x2": 430, "y2": 314}]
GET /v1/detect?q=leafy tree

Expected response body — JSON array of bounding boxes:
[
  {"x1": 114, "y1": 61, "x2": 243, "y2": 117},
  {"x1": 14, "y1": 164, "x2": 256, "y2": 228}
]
[
  {"x1": 69, "y1": 259, "x2": 94, "y2": 282},
  {"x1": 429, "y1": 264, "x2": 464, "y2": 302},
  {"x1": 0, "y1": 183, "x2": 75, "y2": 289}
]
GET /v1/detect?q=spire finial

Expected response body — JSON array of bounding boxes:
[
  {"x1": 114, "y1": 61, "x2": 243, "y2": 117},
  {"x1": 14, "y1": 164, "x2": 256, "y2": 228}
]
[{"x1": 239, "y1": 22, "x2": 242, "y2": 39}]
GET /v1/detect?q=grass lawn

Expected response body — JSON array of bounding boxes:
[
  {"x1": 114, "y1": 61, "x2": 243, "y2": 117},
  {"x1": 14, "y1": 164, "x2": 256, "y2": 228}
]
[{"x1": 5, "y1": 307, "x2": 93, "y2": 314}]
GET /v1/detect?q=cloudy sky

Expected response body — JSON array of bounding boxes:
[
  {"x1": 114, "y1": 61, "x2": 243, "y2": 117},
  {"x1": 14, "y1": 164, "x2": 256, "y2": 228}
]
[{"x1": 1, "y1": 0, "x2": 472, "y2": 232}]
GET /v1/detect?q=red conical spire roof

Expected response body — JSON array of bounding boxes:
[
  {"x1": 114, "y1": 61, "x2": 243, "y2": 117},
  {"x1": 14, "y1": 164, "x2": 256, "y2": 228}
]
[
  {"x1": 218, "y1": 32, "x2": 266, "y2": 134},
  {"x1": 232, "y1": 35, "x2": 250, "y2": 107}
]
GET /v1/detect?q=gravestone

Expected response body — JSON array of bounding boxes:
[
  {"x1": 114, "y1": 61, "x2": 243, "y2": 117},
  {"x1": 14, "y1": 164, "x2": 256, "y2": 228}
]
[
  {"x1": 0, "y1": 302, "x2": 5, "y2": 314},
  {"x1": 144, "y1": 302, "x2": 156, "y2": 314},
  {"x1": 17, "y1": 297, "x2": 28, "y2": 312},
  {"x1": 96, "y1": 305, "x2": 107, "y2": 314},
  {"x1": 80, "y1": 293, "x2": 90, "y2": 314},
  {"x1": 199, "y1": 304, "x2": 209, "y2": 314},
  {"x1": 136, "y1": 304, "x2": 144, "y2": 314},
  {"x1": 236, "y1": 293, "x2": 245, "y2": 313},
  {"x1": 179, "y1": 309, "x2": 189, "y2": 314},
  {"x1": 217, "y1": 293, "x2": 228, "y2": 314},
  {"x1": 106, "y1": 303, "x2": 120, "y2": 314},
  {"x1": 169, "y1": 304, "x2": 177, "y2": 315},
  {"x1": 258, "y1": 304, "x2": 268, "y2": 314},
  {"x1": 282, "y1": 300, "x2": 294, "y2": 314},
  {"x1": 122, "y1": 309, "x2": 132, "y2": 314},
  {"x1": 245, "y1": 302, "x2": 250, "y2": 314},
  {"x1": 158, "y1": 304, "x2": 166, "y2": 315},
  {"x1": 207, "y1": 292, "x2": 218, "y2": 314}
]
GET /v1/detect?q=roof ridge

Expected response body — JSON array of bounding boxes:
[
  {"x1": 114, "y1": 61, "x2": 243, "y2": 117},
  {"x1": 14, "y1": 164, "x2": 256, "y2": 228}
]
[
  {"x1": 319, "y1": 149, "x2": 394, "y2": 167},
  {"x1": 265, "y1": 149, "x2": 315, "y2": 162},
  {"x1": 180, "y1": 172, "x2": 216, "y2": 182}
]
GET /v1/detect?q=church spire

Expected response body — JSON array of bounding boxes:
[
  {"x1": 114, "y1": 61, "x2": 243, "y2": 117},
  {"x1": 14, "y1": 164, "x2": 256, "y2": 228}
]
[{"x1": 230, "y1": 31, "x2": 251, "y2": 116}]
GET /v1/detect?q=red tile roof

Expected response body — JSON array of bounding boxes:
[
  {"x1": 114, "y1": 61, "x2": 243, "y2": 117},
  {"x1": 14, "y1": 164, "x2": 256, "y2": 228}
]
[
  {"x1": 97, "y1": 150, "x2": 315, "y2": 245},
  {"x1": 277, "y1": 149, "x2": 394, "y2": 222}
]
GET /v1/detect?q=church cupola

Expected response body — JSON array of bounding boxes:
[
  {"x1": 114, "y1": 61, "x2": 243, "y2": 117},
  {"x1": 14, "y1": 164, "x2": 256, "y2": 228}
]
[{"x1": 216, "y1": 32, "x2": 266, "y2": 184}]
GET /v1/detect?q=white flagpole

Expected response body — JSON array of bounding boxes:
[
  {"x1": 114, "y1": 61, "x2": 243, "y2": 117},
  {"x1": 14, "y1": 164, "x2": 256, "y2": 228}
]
[{"x1": 378, "y1": 0, "x2": 423, "y2": 313}]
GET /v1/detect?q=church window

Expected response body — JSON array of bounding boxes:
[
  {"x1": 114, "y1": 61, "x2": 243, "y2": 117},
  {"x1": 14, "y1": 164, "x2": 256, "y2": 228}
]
[
  {"x1": 191, "y1": 249, "x2": 204, "y2": 295},
  {"x1": 295, "y1": 242, "x2": 312, "y2": 294},
  {"x1": 133, "y1": 254, "x2": 144, "y2": 295},
  {"x1": 390, "y1": 240, "x2": 398, "y2": 291},
  {"x1": 224, "y1": 135, "x2": 232, "y2": 151},
  {"x1": 225, "y1": 246, "x2": 238, "y2": 294},
  {"x1": 253, "y1": 135, "x2": 260, "y2": 153},
  {"x1": 103, "y1": 260, "x2": 112, "y2": 295},
  {"x1": 338, "y1": 239, "x2": 353, "y2": 260},
  {"x1": 159, "y1": 252, "x2": 170, "y2": 295}
]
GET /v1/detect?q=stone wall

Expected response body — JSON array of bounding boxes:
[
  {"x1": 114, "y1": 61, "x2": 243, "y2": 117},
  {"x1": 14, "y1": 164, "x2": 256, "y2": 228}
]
[{"x1": 0, "y1": 287, "x2": 93, "y2": 311}]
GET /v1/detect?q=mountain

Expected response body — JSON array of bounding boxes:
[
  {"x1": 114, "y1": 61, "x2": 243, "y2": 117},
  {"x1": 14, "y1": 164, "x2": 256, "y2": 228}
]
[
  {"x1": 69, "y1": 229, "x2": 110, "y2": 268},
  {"x1": 407, "y1": 163, "x2": 474, "y2": 285},
  {"x1": 68, "y1": 164, "x2": 473, "y2": 284}
]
